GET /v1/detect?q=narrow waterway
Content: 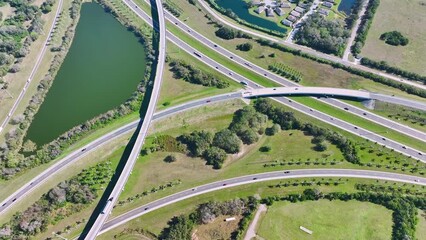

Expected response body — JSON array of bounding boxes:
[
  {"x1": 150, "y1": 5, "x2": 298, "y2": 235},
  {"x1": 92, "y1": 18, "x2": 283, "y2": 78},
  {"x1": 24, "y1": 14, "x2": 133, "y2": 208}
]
[
  {"x1": 215, "y1": 0, "x2": 287, "y2": 33},
  {"x1": 26, "y1": 2, "x2": 147, "y2": 146}
]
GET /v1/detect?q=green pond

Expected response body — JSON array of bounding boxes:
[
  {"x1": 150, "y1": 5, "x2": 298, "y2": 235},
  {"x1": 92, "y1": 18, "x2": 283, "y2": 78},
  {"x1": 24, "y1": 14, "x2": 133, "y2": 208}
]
[
  {"x1": 215, "y1": 0, "x2": 287, "y2": 33},
  {"x1": 26, "y1": 2, "x2": 147, "y2": 146}
]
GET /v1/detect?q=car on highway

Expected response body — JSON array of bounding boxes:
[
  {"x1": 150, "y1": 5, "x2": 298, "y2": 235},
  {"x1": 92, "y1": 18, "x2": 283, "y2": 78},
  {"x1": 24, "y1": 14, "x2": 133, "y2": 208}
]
[
  {"x1": 253, "y1": 177, "x2": 257, "y2": 180},
  {"x1": 81, "y1": 148, "x2": 86, "y2": 152},
  {"x1": 284, "y1": 171, "x2": 290, "y2": 174},
  {"x1": 240, "y1": 81, "x2": 248, "y2": 86},
  {"x1": 222, "y1": 183, "x2": 227, "y2": 186},
  {"x1": 206, "y1": 100, "x2": 211, "y2": 103},
  {"x1": 344, "y1": 107, "x2": 349, "y2": 110}
]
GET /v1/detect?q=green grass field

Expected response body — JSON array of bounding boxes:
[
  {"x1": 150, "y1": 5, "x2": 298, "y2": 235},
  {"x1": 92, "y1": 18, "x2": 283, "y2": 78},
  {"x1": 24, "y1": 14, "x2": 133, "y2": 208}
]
[
  {"x1": 257, "y1": 200, "x2": 393, "y2": 240},
  {"x1": 361, "y1": 0, "x2": 426, "y2": 75},
  {"x1": 416, "y1": 209, "x2": 426, "y2": 240}
]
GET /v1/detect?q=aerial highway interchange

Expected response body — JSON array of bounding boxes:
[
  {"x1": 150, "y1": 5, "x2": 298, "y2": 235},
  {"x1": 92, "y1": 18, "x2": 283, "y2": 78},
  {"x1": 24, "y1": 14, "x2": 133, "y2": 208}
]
[{"x1": 0, "y1": 0, "x2": 425, "y2": 239}]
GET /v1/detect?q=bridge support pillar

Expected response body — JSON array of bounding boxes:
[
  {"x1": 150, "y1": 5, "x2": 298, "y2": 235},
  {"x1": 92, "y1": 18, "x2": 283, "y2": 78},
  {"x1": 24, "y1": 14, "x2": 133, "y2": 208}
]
[{"x1": 362, "y1": 99, "x2": 375, "y2": 110}]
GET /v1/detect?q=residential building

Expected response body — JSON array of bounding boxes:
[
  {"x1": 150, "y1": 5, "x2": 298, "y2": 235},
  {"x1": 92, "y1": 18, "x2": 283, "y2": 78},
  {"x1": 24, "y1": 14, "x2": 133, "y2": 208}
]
[
  {"x1": 290, "y1": 10, "x2": 301, "y2": 17},
  {"x1": 255, "y1": 6, "x2": 265, "y2": 13},
  {"x1": 322, "y1": 2, "x2": 333, "y2": 8},
  {"x1": 275, "y1": 7, "x2": 285, "y2": 16},
  {"x1": 287, "y1": 15, "x2": 297, "y2": 22},
  {"x1": 281, "y1": 19, "x2": 293, "y2": 27},
  {"x1": 294, "y1": 6, "x2": 305, "y2": 13},
  {"x1": 280, "y1": 2, "x2": 291, "y2": 8},
  {"x1": 318, "y1": 8, "x2": 329, "y2": 16},
  {"x1": 266, "y1": 8, "x2": 274, "y2": 17}
]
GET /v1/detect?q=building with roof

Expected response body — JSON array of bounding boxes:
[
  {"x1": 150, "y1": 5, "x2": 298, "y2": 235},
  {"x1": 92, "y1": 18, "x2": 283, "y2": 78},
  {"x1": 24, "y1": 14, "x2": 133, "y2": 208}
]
[
  {"x1": 322, "y1": 2, "x2": 333, "y2": 8},
  {"x1": 281, "y1": 19, "x2": 293, "y2": 27},
  {"x1": 290, "y1": 10, "x2": 301, "y2": 17},
  {"x1": 266, "y1": 7, "x2": 274, "y2": 17},
  {"x1": 274, "y1": 7, "x2": 285, "y2": 16},
  {"x1": 255, "y1": 6, "x2": 266, "y2": 13},
  {"x1": 294, "y1": 6, "x2": 305, "y2": 13},
  {"x1": 298, "y1": 3, "x2": 308, "y2": 8},
  {"x1": 318, "y1": 8, "x2": 329, "y2": 16},
  {"x1": 325, "y1": 0, "x2": 335, "y2": 3},
  {"x1": 287, "y1": 15, "x2": 297, "y2": 22},
  {"x1": 280, "y1": 2, "x2": 291, "y2": 8}
]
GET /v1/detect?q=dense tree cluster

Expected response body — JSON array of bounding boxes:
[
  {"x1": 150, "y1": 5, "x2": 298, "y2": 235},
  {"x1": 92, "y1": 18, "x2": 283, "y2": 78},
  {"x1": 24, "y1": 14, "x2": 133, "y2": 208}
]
[
  {"x1": 360, "y1": 58, "x2": 426, "y2": 84},
  {"x1": 0, "y1": 162, "x2": 112, "y2": 238},
  {"x1": 380, "y1": 31, "x2": 409, "y2": 46},
  {"x1": 40, "y1": 0, "x2": 55, "y2": 13},
  {"x1": 159, "y1": 198, "x2": 258, "y2": 240},
  {"x1": 254, "y1": 99, "x2": 360, "y2": 163},
  {"x1": 351, "y1": 0, "x2": 380, "y2": 56},
  {"x1": 178, "y1": 130, "x2": 213, "y2": 157},
  {"x1": 256, "y1": 38, "x2": 426, "y2": 97},
  {"x1": 168, "y1": 58, "x2": 230, "y2": 88},
  {"x1": 294, "y1": 13, "x2": 350, "y2": 56},
  {"x1": 214, "y1": 26, "x2": 251, "y2": 40},
  {"x1": 236, "y1": 42, "x2": 253, "y2": 51}
]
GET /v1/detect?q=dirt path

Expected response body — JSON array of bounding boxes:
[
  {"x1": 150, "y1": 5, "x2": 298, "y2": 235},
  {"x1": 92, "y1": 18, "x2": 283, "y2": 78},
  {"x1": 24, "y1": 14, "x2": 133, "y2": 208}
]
[
  {"x1": 244, "y1": 204, "x2": 267, "y2": 240},
  {"x1": 343, "y1": 0, "x2": 370, "y2": 61}
]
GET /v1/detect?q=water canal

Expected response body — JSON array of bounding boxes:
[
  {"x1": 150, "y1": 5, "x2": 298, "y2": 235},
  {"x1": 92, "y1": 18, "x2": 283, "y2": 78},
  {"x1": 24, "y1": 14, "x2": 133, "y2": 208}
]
[{"x1": 26, "y1": 2, "x2": 147, "y2": 146}]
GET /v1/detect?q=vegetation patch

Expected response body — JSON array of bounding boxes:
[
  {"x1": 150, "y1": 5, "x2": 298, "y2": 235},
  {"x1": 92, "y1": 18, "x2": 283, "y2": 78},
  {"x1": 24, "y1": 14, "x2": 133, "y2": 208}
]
[
  {"x1": 0, "y1": 161, "x2": 113, "y2": 238},
  {"x1": 268, "y1": 62, "x2": 303, "y2": 82},
  {"x1": 294, "y1": 13, "x2": 349, "y2": 56},
  {"x1": 379, "y1": 31, "x2": 409, "y2": 46}
]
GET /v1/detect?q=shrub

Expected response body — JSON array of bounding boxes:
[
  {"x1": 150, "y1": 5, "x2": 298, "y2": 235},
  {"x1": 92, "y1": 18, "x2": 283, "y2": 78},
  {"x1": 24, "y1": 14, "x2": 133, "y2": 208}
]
[{"x1": 380, "y1": 31, "x2": 409, "y2": 46}]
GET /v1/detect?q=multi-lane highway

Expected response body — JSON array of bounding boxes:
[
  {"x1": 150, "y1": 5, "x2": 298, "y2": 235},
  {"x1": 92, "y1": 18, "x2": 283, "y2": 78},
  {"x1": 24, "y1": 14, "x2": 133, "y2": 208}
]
[
  {"x1": 0, "y1": 93, "x2": 241, "y2": 215},
  {"x1": 0, "y1": 0, "x2": 64, "y2": 134},
  {"x1": 245, "y1": 87, "x2": 426, "y2": 112},
  {"x1": 123, "y1": 0, "x2": 426, "y2": 159},
  {"x1": 139, "y1": 0, "x2": 426, "y2": 143},
  {"x1": 81, "y1": 0, "x2": 166, "y2": 238},
  {"x1": 98, "y1": 169, "x2": 426, "y2": 235},
  {"x1": 197, "y1": 0, "x2": 426, "y2": 91}
]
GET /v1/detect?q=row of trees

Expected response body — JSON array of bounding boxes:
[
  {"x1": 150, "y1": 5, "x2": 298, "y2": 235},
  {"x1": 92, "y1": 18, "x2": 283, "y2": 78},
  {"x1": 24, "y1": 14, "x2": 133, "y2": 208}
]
[
  {"x1": 350, "y1": 0, "x2": 380, "y2": 56},
  {"x1": 256, "y1": 38, "x2": 426, "y2": 97},
  {"x1": 0, "y1": 161, "x2": 113, "y2": 238},
  {"x1": 254, "y1": 99, "x2": 360, "y2": 164},
  {"x1": 168, "y1": 58, "x2": 230, "y2": 88},
  {"x1": 294, "y1": 13, "x2": 350, "y2": 56},
  {"x1": 214, "y1": 26, "x2": 251, "y2": 40},
  {"x1": 360, "y1": 58, "x2": 426, "y2": 84},
  {"x1": 159, "y1": 197, "x2": 258, "y2": 240},
  {"x1": 268, "y1": 63, "x2": 303, "y2": 82}
]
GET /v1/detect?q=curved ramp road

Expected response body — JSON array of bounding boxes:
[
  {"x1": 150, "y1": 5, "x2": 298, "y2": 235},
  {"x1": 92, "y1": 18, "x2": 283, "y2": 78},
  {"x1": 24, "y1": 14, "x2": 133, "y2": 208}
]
[
  {"x1": 81, "y1": 0, "x2": 166, "y2": 238},
  {"x1": 0, "y1": 93, "x2": 241, "y2": 215},
  {"x1": 0, "y1": 0, "x2": 64, "y2": 134},
  {"x1": 197, "y1": 0, "x2": 426, "y2": 91},
  {"x1": 123, "y1": 0, "x2": 426, "y2": 160},
  {"x1": 140, "y1": 0, "x2": 426, "y2": 143},
  {"x1": 98, "y1": 169, "x2": 426, "y2": 234}
]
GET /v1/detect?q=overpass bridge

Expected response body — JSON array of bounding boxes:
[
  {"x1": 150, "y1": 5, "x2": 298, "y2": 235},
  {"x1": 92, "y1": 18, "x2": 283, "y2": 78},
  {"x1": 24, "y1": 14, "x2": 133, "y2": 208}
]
[{"x1": 242, "y1": 87, "x2": 426, "y2": 112}]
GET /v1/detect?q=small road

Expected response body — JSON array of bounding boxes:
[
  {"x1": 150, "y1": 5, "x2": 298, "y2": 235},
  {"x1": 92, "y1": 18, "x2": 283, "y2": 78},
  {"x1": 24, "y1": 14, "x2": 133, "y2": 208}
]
[
  {"x1": 98, "y1": 169, "x2": 426, "y2": 235},
  {"x1": 244, "y1": 204, "x2": 267, "y2": 240},
  {"x1": 343, "y1": 0, "x2": 369, "y2": 61},
  {"x1": 197, "y1": 0, "x2": 426, "y2": 90},
  {"x1": 81, "y1": 0, "x2": 166, "y2": 238},
  {"x1": 0, "y1": 0, "x2": 64, "y2": 134}
]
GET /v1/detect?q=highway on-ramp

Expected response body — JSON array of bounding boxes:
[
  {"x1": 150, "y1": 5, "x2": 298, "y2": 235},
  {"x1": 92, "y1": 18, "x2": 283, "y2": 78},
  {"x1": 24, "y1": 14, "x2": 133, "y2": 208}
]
[
  {"x1": 98, "y1": 169, "x2": 426, "y2": 235},
  {"x1": 81, "y1": 0, "x2": 166, "y2": 238},
  {"x1": 139, "y1": 0, "x2": 426, "y2": 143},
  {"x1": 0, "y1": 0, "x2": 64, "y2": 134}
]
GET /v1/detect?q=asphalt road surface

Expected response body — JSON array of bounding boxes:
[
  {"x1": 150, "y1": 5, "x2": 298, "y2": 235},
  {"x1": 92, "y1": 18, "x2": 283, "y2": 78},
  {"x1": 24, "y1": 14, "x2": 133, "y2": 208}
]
[{"x1": 99, "y1": 169, "x2": 426, "y2": 235}]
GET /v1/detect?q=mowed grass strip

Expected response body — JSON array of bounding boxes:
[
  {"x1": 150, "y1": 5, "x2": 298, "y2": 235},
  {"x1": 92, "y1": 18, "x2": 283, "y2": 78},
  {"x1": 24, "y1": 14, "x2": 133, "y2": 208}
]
[
  {"x1": 292, "y1": 97, "x2": 426, "y2": 152},
  {"x1": 257, "y1": 200, "x2": 393, "y2": 240}
]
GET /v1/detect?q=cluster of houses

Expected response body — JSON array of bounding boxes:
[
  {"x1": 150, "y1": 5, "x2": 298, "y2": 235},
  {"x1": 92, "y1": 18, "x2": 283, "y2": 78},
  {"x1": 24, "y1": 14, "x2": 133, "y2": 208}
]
[
  {"x1": 281, "y1": 3, "x2": 308, "y2": 27},
  {"x1": 321, "y1": 0, "x2": 335, "y2": 8},
  {"x1": 252, "y1": 0, "x2": 294, "y2": 18}
]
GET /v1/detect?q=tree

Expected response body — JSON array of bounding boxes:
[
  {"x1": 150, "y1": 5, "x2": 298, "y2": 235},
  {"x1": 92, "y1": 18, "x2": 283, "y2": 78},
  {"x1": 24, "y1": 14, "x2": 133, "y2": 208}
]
[
  {"x1": 380, "y1": 31, "x2": 409, "y2": 46},
  {"x1": 259, "y1": 145, "x2": 271, "y2": 152},
  {"x1": 314, "y1": 142, "x2": 327, "y2": 152},
  {"x1": 213, "y1": 129, "x2": 241, "y2": 154},
  {"x1": 164, "y1": 154, "x2": 177, "y2": 163},
  {"x1": 266, "y1": 123, "x2": 281, "y2": 136},
  {"x1": 239, "y1": 129, "x2": 259, "y2": 145},
  {"x1": 215, "y1": 27, "x2": 236, "y2": 40},
  {"x1": 236, "y1": 42, "x2": 253, "y2": 51},
  {"x1": 203, "y1": 147, "x2": 227, "y2": 169},
  {"x1": 178, "y1": 130, "x2": 213, "y2": 156},
  {"x1": 22, "y1": 140, "x2": 37, "y2": 153}
]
